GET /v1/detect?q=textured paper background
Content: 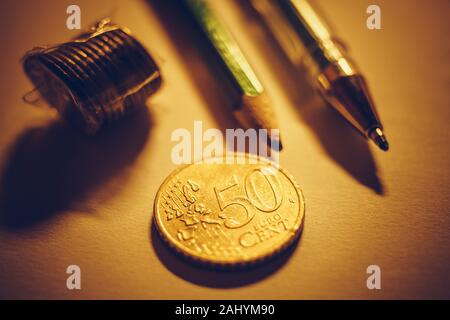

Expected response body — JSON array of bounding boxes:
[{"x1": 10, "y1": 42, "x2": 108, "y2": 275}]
[{"x1": 0, "y1": 0, "x2": 449, "y2": 299}]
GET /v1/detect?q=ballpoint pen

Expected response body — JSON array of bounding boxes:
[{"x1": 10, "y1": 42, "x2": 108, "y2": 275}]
[
  {"x1": 253, "y1": 0, "x2": 389, "y2": 151},
  {"x1": 182, "y1": 0, "x2": 282, "y2": 150}
]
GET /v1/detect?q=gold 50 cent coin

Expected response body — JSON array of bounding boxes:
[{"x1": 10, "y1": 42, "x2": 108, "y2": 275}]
[{"x1": 153, "y1": 154, "x2": 305, "y2": 267}]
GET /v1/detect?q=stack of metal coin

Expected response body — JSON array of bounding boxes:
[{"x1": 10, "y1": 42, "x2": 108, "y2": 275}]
[{"x1": 22, "y1": 19, "x2": 162, "y2": 135}]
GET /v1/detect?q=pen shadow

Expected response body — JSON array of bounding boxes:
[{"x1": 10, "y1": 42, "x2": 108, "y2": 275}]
[
  {"x1": 238, "y1": 2, "x2": 385, "y2": 194},
  {"x1": 0, "y1": 107, "x2": 152, "y2": 230},
  {"x1": 150, "y1": 222, "x2": 300, "y2": 288},
  {"x1": 147, "y1": 0, "x2": 240, "y2": 135}
]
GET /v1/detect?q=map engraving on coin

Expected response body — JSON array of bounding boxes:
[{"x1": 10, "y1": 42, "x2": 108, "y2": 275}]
[{"x1": 154, "y1": 154, "x2": 305, "y2": 267}]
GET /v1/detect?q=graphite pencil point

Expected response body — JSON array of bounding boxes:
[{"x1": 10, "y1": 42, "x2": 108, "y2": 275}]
[{"x1": 369, "y1": 127, "x2": 389, "y2": 151}]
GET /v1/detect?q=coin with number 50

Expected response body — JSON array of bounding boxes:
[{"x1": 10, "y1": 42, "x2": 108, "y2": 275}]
[{"x1": 153, "y1": 154, "x2": 305, "y2": 267}]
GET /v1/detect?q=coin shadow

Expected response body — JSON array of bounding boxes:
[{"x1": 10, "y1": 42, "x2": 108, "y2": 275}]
[
  {"x1": 0, "y1": 106, "x2": 152, "y2": 229},
  {"x1": 150, "y1": 222, "x2": 300, "y2": 288},
  {"x1": 147, "y1": 0, "x2": 240, "y2": 133},
  {"x1": 237, "y1": 1, "x2": 385, "y2": 195}
]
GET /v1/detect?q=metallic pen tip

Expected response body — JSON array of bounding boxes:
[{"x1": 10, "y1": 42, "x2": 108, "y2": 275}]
[
  {"x1": 377, "y1": 138, "x2": 389, "y2": 151},
  {"x1": 369, "y1": 127, "x2": 389, "y2": 151}
]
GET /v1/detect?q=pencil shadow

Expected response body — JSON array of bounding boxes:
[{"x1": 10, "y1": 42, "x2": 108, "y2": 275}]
[
  {"x1": 238, "y1": 2, "x2": 384, "y2": 194},
  {"x1": 0, "y1": 107, "x2": 152, "y2": 229},
  {"x1": 147, "y1": 0, "x2": 240, "y2": 133},
  {"x1": 150, "y1": 222, "x2": 299, "y2": 288}
]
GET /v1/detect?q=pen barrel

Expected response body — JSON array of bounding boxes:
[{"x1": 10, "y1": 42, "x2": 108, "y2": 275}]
[
  {"x1": 254, "y1": 0, "x2": 361, "y2": 79},
  {"x1": 254, "y1": 0, "x2": 383, "y2": 136},
  {"x1": 273, "y1": 0, "x2": 358, "y2": 75},
  {"x1": 183, "y1": 0, "x2": 264, "y2": 103}
]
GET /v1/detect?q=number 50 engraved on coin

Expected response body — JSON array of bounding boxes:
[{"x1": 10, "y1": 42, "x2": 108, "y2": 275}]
[
  {"x1": 153, "y1": 154, "x2": 305, "y2": 267},
  {"x1": 214, "y1": 167, "x2": 283, "y2": 229}
]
